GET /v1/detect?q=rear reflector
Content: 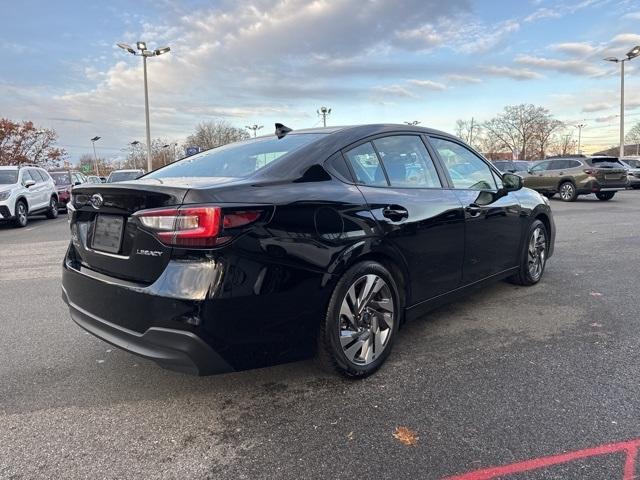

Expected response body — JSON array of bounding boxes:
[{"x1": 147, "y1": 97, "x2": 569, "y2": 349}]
[{"x1": 134, "y1": 206, "x2": 261, "y2": 247}]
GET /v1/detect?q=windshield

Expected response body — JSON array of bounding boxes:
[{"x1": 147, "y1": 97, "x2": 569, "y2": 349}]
[
  {"x1": 588, "y1": 158, "x2": 624, "y2": 168},
  {"x1": 624, "y1": 159, "x2": 640, "y2": 168},
  {"x1": 50, "y1": 172, "x2": 72, "y2": 186},
  {"x1": 0, "y1": 171, "x2": 18, "y2": 185},
  {"x1": 107, "y1": 171, "x2": 143, "y2": 183},
  {"x1": 146, "y1": 134, "x2": 325, "y2": 180}
]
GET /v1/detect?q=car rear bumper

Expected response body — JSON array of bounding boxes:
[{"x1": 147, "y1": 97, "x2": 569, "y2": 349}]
[
  {"x1": 578, "y1": 179, "x2": 629, "y2": 194},
  {"x1": 62, "y1": 285, "x2": 233, "y2": 375}
]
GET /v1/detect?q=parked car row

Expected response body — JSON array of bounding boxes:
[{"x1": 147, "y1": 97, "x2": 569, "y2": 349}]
[
  {"x1": 492, "y1": 156, "x2": 637, "y2": 201},
  {"x1": 0, "y1": 165, "x2": 146, "y2": 228}
]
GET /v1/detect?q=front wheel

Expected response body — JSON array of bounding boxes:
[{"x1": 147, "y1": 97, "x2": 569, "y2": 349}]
[
  {"x1": 595, "y1": 192, "x2": 615, "y2": 201},
  {"x1": 508, "y1": 219, "x2": 548, "y2": 286},
  {"x1": 13, "y1": 200, "x2": 28, "y2": 228},
  {"x1": 558, "y1": 182, "x2": 577, "y2": 202},
  {"x1": 317, "y1": 261, "x2": 400, "y2": 378},
  {"x1": 45, "y1": 196, "x2": 59, "y2": 219}
]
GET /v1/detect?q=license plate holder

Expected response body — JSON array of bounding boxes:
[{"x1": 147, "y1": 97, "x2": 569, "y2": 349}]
[
  {"x1": 92, "y1": 214, "x2": 124, "y2": 254},
  {"x1": 605, "y1": 174, "x2": 621, "y2": 180}
]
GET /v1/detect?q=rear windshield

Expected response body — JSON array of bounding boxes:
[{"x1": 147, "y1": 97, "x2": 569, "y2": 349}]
[
  {"x1": 107, "y1": 171, "x2": 142, "y2": 183},
  {"x1": 0, "y1": 171, "x2": 18, "y2": 184},
  {"x1": 50, "y1": 172, "x2": 72, "y2": 186},
  {"x1": 146, "y1": 134, "x2": 325, "y2": 179},
  {"x1": 586, "y1": 158, "x2": 624, "y2": 168}
]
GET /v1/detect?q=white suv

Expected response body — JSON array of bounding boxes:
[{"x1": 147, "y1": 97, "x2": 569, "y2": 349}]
[{"x1": 0, "y1": 165, "x2": 59, "y2": 227}]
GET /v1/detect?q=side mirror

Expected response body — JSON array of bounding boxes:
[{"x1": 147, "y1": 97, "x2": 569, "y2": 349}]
[
  {"x1": 24, "y1": 180, "x2": 36, "y2": 188},
  {"x1": 74, "y1": 181, "x2": 81, "y2": 186},
  {"x1": 502, "y1": 172, "x2": 523, "y2": 192}
]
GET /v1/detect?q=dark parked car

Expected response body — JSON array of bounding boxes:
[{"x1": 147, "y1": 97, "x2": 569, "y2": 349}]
[
  {"x1": 49, "y1": 170, "x2": 87, "y2": 208},
  {"x1": 62, "y1": 124, "x2": 555, "y2": 378},
  {"x1": 524, "y1": 156, "x2": 628, "y2": 201},
  {"x1": 493, "y1": 160, "x2": 531, "y2": 176},
  {"x1": 106, "y1": 169, "x2": 145, "y2": 183}
]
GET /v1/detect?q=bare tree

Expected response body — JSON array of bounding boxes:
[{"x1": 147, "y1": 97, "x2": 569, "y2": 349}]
[
  {"x1": 549, "y1": 133, "x2": 577, "y2": 157},
  {"x1": 531, "y1": 118, "x2": 564, "y2": 160},
  {"x1": 482, "y1": 104, "x2": 554, "y2": 160},
  {"x1": 477, "y1": 129, "x2": 509, "y2": 160},
  {"x1": 625, "y1": 121, "x2": 640, "y2": 156},
  {"x1": 185, "y1": 120, "x2": 249, "y2": 151},
  {"x1": 0, "y1": 118, "x2": 67, "y2": 166}
]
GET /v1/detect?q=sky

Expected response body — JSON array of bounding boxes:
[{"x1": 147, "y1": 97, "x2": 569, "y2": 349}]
[{"x1": 2, "y1": 0, "x2": 640, "y2": 162}]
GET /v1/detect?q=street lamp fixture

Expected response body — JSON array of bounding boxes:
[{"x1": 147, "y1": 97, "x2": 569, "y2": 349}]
[
  {"x1": 603, "y1": 45, "x2": 640, "y2": 158},
  {"x1": 245, "y1": 124, "x2": 264, "y2": 137},
  {"x1": 317, "y1": 106, "x2": 332, "y2": 127},
  {"x1": 117, "y1": 40, "x2": 171, "y2": 172}
]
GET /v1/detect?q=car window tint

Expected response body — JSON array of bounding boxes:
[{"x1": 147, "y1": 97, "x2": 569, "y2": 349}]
[
  {"x1": 530, "y1": 161, "x2": 549, "y2": 172},
  {"x1": 344, "y1": 142, "x2": 388, "y2": 186},
  {"x1": 372, "y1": 135, "x2": 441, "y2": 188},
  {"x1": 39, "y1": 170, "x2": 51, "y2": 181},
  {"x1": 548, "y1": 160, "x2": 566, "y2": 170},
  {"x1": 430, "y1": 138, "x2": 497, "y2": 190},
  {"x1": 326, "y1": 153, "x2": 354, "y2": 183}
]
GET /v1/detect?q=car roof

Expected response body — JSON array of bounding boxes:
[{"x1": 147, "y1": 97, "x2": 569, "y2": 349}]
[
  {"x1": 0, "y1": 166, "x2": 18, "y2": 170},
  {"x1": 284, "y1": 123, "x2": 455, "y2": 139},
  {"x1": 111, "y1": 169, "x2": 143, "y2": 173}
]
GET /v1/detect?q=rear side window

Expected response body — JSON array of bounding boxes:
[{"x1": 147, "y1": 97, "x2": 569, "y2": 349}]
[
  {"x1": 30, "y1": 169, "x2": 45, "y2": 182},
  {"x1": 372, "y1": 135, "x2": 441, "y2": 188},
  {"x1": 344, "y1": 142, "x2": 387, "y2": 186},
  {"x1": 147, "y1": 134, "x2": 325, "y2": 179},
  {"x1": 39, "y1": 170, "x2": 51, "y2": 181},
  {"x1": 430, "y1": 137, "x2": 497, "y2": 190}
]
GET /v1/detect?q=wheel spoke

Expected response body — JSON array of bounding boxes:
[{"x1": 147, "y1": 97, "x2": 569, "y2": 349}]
[
  {"x1": 343, "y1": 337, "x2": 365, "y2": 362},
  {"x1": 340, "y1": 298, "x2": 358, "y2": 331}
]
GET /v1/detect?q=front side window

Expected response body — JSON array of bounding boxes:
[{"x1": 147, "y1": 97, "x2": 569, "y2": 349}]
[
  {"x1": 530, "y1": 161, "x2": 550, "y2": 173},
  {"x1": 372, "y1": 135, "x2": 441, "y2": 188},
  {"x1": 430, "y1": 137, "x2": 497, "y2": 190},
  {"x1": 344, "y1": 142, "x2": 387, "y2": 186},
  {"x1": 30, "y1": 169, "x2": 45, "y2": 182},
  {"x1": 21, "y1": 170, "x2": 34, "y2": 184}
]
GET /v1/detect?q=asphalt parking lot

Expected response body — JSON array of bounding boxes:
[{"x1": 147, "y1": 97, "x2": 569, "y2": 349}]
[{"x1": 1, "y1": 192, "x2": 639, "y2": 480}]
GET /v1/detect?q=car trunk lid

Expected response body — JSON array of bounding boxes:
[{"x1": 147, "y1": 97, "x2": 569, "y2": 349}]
[{"x1": 589, "y1": 158, "x2": 627, "y2": 186}]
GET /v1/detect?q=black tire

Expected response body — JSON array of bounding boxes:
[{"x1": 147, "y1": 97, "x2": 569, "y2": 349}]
[
  {"x1": 13, "y1": 200, "x2": 28, "y2": 228},
  {"x1": 317, "y1": 261, "x2": 401, "y2": 378},
  {"x1": 595, "y1": 192, "x2": 615, "y2": 201},
  {"x1": 45, "y1": 196, "x2": 59, "y2": 219},
  {"x1": 542, "y1": 192, "x2": 555, "y2": 199},
  {"x1": 558, "y1": 181, "x2": 577, "y2": 202},
  {"x1": 508, "y1": 219, "x2": 548, "y2": 286}
]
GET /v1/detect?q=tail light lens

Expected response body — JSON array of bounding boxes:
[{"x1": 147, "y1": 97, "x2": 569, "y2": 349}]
[
  {"x1": 134, "y1": 206, "x2": 261, "y2": 247},
  {"x1": 583, "y1": 169, "x2": 595, "y2": 175}
]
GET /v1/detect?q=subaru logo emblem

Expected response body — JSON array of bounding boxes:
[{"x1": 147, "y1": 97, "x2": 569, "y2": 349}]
[{"x1": 90, "y1": 193, "x2": 103, "y2": 210}]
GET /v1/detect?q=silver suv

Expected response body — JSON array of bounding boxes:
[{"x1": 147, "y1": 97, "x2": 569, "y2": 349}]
[{"x1": 0, "y1": 165, "x2": 59, "y2": 227}]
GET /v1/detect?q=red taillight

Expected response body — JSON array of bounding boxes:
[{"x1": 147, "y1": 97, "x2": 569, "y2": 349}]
[
  {"x1": 134, "y1": 206, "x2": 261, "y2": 247},
  {"x1": 583, "y1": 169, "x2": 595, "y2": 175}
]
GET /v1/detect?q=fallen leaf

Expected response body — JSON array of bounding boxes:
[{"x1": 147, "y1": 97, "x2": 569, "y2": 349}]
[
  {"x1": 590, "y1": 322, "x2": 603, "y2": 328},
  {"x1": 393, "y1": 426, "x2": 418, "y2": 446},
  {"x1": 590, "y1": 292, "x2": 602, "y2": 297},
  {"x1": 347, "y1": 431, "x2": 354, "y2": 441}
]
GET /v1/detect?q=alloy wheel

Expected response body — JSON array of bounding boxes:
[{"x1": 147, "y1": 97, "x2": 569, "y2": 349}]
[
  {"x1": 559, "y1": 183, "x2": 574, "y2": 201},
  {"x1": 17, "y1": 203, "x2": 27, "y2": 226},
  {"x1": 527, "y1": 226, "x2": 547, "y2": 280},
  {"x1": 338, "y1": 274, "x2": 395, "y2": 365},
  {"x1": 50, "y1": 198, "x2": 58, "y2": 218}
]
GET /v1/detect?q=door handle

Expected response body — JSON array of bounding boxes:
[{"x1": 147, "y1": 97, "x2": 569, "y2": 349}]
[
  {"x1": 465, "y1": 204, "x2": 483, "y2": 217},
  {"x1": 382, "y1": 205, "x2": 408, "y2": 221}
]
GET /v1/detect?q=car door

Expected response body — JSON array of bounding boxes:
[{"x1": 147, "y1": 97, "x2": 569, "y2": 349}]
[
  {"x1": 29, "y1": 169, "x2": 48, "y2": 208},
  {"x1": 19, "y1": 169, "x2": 40, "y2": 210},
  {"x1": 343, "y1": 134, "x2": 465, "y2": 304},
  {"x1": 525, "y1": 160, "x2": 551, "y2": 190},
  {"x1": 428, "y1": 136, "x2": 523, "y2": 284}
]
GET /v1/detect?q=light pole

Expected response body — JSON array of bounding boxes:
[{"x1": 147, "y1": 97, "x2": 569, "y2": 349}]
[
  {"x1": 130, "y1": 140, "x2": 142, "y2": 170},
  {"x1": 403, "y1": 120, "x2": 421, "y2": 126},
  {"x1": 604, "y1": 45, "x2": 640, "y2": 158},
  {"x1": 245, "y1": 124, "x2": 263, "y2": 137},
  {"x1": 575, "y1": 124, "x2": 586, "y2": 155},
  {"x1": 317, "y1": 106, "x2": 331, "y2": 127},
  {"x1": 90, "y1": 136, "x2": 101, "y2": 175},
  {"x1": 117, "y1": 41, "x2": 171, "y2": 172}
]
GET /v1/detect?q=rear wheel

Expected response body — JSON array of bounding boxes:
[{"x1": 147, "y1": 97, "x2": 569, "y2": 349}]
[
  {"x1": 595, "y1": 191, "x2": 615, "y2": 201},
  {"x1": 45, "y1": 196, "x2": 59, "y2": 219},
  {"x1": 558, "y1": 182, "x2": 577, "y2": 202},
  {"x1": 508, "y1": 219, "x2": 548, "y2": 286},
  {"x1": 543, "y1": 192, "x2": 555, "y2": 199},
  {"x1": 317, "y1": 261, "x2": 400, "y2": 378},
  {"x1": 13, "y1": 200, "x2": 28, "y2": 228}
]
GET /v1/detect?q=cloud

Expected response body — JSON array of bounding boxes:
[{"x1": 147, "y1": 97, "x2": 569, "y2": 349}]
[
  {"x1": 550, "y1": 42, "x2": 597, "y2": 56},
  {"x1": 515, "y1": 54, "x2": 605, "y2": 76},
  {"x1": 582, "y1": 102, "x2": 614, "y2": 112},
  {"x1": 524, "y1": 8, "x2": 562, "y2": 22},
  {"x1": 406, "y1": 79, "x2": 447, "y2": 90},
  {"x1": 611, "y1": 33, "x2": 640, "y2": 45},
  {"x1": 445, "y1": 74, "x2": 482, "y2": 84},
  {"x1": 481, "y1": 65, "x2": 543, "y2": 80},
  {"x1": 623, "y1": 11, "x2": 640, "y2": 20},
  {"x1": 370, "y1": 85, "x2": 418, "y2": 99}
]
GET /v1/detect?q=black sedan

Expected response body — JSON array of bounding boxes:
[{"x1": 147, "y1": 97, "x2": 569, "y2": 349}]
[{"x1": 62, "y1": 124, "x2": 555, "y2": 377}]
